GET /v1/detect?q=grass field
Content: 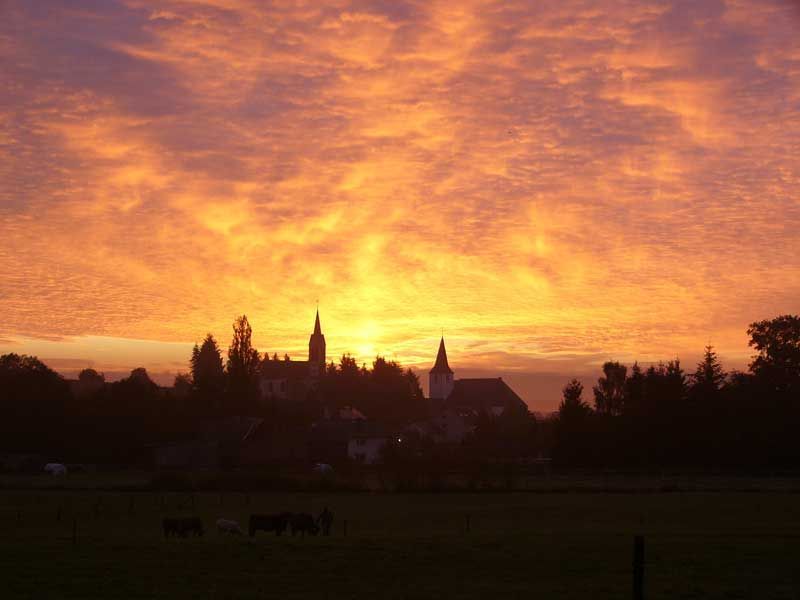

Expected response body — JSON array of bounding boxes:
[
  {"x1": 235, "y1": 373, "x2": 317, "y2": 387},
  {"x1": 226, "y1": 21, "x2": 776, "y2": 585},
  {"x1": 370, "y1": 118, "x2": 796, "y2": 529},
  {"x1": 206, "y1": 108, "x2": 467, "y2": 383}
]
[{"x1": 1, "y1": 489, "x2": 798, "y2": 599}]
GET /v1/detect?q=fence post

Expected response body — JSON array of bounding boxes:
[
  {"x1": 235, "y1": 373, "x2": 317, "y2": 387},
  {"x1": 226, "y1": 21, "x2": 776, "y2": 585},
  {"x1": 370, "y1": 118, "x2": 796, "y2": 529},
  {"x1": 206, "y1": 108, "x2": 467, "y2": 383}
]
[
  {"x1": 72, "y1": 519, "x2": 78, "y2": 546},
  {"x1": 343, "y1": 519, "x2": 348, "y2": 537},
  {"x1": 128, "y1": 495, "x2": 135, "y2": 517},
  {"x1": 57, "y1": 505, "x2": 62, "y2": 522},
  {"x1": 633, "y1": 535, "x2": 645, "y2": 600},
  {"x1": 465, "y1": 514, "x2": 471, "y2": 533}
]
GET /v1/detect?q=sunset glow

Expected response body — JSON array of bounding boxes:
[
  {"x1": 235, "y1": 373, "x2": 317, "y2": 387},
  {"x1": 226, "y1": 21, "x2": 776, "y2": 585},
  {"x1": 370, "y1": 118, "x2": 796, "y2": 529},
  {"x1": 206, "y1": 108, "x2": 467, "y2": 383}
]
[{"x1": 1, "y1": 0, "x2": 799, "y2": 409}]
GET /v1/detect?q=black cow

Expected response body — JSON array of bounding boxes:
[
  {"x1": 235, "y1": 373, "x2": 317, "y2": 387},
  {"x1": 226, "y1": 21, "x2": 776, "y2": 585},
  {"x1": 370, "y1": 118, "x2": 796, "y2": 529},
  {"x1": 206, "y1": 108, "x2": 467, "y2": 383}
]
[
  {"x1": 163, "y1": 517, "x2": 204, "y2": 538},
  {"x1": 249, "y1": 513, "x2": 290, "y2": 537},
  {"x1": 290, "y1": 513, "x2": 319, "y2": 537}
]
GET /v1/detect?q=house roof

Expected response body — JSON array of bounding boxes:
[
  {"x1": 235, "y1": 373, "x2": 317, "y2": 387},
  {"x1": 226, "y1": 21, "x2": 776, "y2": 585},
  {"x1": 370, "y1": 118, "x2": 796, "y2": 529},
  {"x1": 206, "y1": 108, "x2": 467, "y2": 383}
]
[
  {"x1": 429, "y1": 337, "x2": 453, "y2": 374},
  {"x1": 445, "y1": 378, "x2": 527, "y2": 413},
  {"x1": 260, "y1": 360, "x2": 311, "y2": 378}
]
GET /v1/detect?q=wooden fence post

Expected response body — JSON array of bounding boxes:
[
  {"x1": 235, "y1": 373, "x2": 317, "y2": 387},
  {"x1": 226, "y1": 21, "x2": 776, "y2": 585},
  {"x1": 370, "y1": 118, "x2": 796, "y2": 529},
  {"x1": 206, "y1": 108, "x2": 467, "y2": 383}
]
[
  {"x1": 72, "y1": 519, "x2": 78, "y2": 546},
  {"x1": 343, "y1": 519, "x2": 348, "y2": 537},
  {"x1": 57, "y1": 505, "x2": 62, "y2": 522},
  {"x1": 465, "y1": 514, "x2": 471, "y2": 533},
  {"x1": 633, "y1": 535, "x2": 645, "y2": 600}
]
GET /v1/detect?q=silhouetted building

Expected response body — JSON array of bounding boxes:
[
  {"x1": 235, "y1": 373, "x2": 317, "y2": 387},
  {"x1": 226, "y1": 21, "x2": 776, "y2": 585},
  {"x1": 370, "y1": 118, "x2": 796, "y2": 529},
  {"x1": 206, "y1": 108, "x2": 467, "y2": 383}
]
[
  {"x1": 427, "y1": 336, "x2": 526, "y2": 415},
  {"x1": 347, "y1": 423, "x2": 390, "y2": 464},
  {"x1": 309, "y1": 308, "x2": 326, "y2": 377},
  {"x1": 406, "y1": 408, "x2": 475, "y2": 444},
  {"x1": 429, "y1": 337, "x2": 454, "y2": 400},
  {"x1": 446, "y1": 378, "x2": 526, "y2": 415},
  {"x1": 258, "y1": 310, "x2": 327, "y2": 403}
]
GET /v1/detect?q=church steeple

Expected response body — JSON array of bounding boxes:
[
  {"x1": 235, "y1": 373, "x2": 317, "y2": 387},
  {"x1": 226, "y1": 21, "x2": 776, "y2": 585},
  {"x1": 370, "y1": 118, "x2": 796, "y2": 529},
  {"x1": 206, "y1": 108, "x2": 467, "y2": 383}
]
[
  {"x1": 313, "y1": 308, "x2": 322, "y2": 335},
  {"x1": 429, "y1": 336, "x2": 454, "y2": 400},
  {"x1": 308, "y1": 308, "x2": 326, "y2": 377},
  {"x1": 430, "y1": 337, "x2": 453, "y2": 374}
]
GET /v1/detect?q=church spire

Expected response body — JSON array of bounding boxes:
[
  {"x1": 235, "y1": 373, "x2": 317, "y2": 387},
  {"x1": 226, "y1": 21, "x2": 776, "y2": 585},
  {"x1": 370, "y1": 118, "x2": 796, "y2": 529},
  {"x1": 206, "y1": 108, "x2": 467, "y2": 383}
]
[
  {"x1": 308, "y1": 307, "x2": 326, "y2": 377},
  {"x1": 314, "y1": 308, "x2": 322, "y2": 335},
  {"x1": 430, "y1": 336, "x2": 453, "y2": 374}
]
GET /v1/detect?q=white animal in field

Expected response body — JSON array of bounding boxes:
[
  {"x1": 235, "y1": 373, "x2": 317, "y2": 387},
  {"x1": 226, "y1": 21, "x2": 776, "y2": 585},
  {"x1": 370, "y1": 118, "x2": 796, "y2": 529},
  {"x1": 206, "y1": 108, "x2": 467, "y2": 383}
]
[
  {"x1": 216, "y1": 518, "x2": 243, "y2": 535},
  {"x1": 44, "y1": 463, "x2": 67, "y2": 476},
  {"x1": 313, "y1": 463, "x2": 333, "y2": 475}
]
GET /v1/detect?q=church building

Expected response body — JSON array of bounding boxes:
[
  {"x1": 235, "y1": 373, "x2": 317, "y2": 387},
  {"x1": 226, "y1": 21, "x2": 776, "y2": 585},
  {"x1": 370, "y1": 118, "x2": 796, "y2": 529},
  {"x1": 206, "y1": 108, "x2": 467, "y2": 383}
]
[
  {"x1": 259, "y1": 309, "x2": 326, "y2": 403},
  {"x1": 428, "y1": 337, "x2": 527, "y2": 415}
]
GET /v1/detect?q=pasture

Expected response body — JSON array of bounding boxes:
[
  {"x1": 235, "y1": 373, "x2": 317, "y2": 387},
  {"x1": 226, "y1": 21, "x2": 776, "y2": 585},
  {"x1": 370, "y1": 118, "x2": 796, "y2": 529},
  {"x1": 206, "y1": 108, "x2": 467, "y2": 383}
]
[{"x1": 0, "y1": 489, "x2": 798, "y2": 598}]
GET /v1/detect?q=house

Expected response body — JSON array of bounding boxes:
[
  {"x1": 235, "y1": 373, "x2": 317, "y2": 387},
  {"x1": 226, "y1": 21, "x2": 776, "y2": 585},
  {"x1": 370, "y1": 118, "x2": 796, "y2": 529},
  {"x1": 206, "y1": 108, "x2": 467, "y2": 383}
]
[
  {"x1": 406, "y1": 409, "x2": 475, "y2": 444},
  {"x1": 347, "y1": 423, "x2": 391, "y2": 465}
]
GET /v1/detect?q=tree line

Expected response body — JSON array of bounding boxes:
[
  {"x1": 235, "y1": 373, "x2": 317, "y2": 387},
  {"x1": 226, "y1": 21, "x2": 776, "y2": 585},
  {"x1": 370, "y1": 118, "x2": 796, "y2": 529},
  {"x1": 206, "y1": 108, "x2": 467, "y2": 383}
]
[
  {"x1": 0, "y1": 315, "x2": 427, "y2": 462},
  {"x1": 554, "y1": 315, "x2": 800, "y2": 468},
  {"x1": 0, "y1": 314, "x2": 798, "y2": 469}
]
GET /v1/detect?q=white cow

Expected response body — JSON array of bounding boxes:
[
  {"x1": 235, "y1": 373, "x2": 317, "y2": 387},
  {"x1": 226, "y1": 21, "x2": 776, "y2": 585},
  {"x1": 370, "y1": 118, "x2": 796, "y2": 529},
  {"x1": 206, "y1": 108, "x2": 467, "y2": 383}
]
[
  {"x1": 44, "y1": 463, "x2": 67, "y2": 476},
  {"x1": 313, "y1": 463, "x2": 333, "y2": 475},
  {"x1": 216, "y1": 518, "x2": 243, "y2": 535}
]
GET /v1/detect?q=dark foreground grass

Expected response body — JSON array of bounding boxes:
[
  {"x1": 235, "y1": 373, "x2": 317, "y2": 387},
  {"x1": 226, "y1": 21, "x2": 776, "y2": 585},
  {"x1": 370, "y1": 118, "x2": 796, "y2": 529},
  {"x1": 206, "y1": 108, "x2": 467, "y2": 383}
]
[{"x1": 0, "y1": 491, "x2": 798, "y2": 599}]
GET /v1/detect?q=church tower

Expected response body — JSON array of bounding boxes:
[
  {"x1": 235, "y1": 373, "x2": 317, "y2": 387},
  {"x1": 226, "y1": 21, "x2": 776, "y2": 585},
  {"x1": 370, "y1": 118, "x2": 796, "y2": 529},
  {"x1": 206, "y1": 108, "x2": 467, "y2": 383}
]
[
  {"x1": 429, "y1": 337, "x2": 454, "y2": 400},
  {"x1": 308, "y1": 309, "x2": 326, "y2": 377}
]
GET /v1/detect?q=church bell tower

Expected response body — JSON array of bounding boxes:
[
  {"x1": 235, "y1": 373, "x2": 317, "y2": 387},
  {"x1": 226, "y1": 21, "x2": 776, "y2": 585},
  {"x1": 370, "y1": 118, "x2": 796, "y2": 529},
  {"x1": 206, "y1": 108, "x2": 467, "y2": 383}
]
[
  {"x1": 308, "y1": 309, "x2": 326, "y2": 377},
  {"x1": 429, "y1": 336, "x2": 454, "y2": 400}
]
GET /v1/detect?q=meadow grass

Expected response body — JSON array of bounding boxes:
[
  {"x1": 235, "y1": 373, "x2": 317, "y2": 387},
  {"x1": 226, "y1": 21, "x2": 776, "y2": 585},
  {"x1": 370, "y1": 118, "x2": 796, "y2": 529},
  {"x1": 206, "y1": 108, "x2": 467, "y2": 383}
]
[{"x1": 0, "y1": 489, "x2": 798, "y2": 598}]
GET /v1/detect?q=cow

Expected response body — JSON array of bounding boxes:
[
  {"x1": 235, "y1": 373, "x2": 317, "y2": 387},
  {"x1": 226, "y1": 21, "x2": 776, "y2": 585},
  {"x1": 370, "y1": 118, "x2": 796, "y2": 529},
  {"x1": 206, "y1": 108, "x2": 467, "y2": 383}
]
[
  {"x1": 44, "y1": 463, "x2": 67, "y2": 476},
  {"x1": 216, "y1": 518, "x2": 243, "y2": 535},
  {"x1": 249, "y1": 513, "x2": 290, "y2": 537},
  {"x1": 163, "y1": 517, "x2": 204, "y2": 538},
  {"x1": 289, "y1": 513, "x2": 319, "y2": 537}
]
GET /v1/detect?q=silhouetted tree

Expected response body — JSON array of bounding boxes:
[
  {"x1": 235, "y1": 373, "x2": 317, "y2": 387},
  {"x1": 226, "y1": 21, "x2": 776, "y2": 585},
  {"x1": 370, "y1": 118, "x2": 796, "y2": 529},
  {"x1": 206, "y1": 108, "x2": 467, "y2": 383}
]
[
  {"x1": 554, "y1": 379, "x2": 594, "y2": 466},
  {"x1": 190, "y1": 334, "x2": 225, "y2": 414},
  {"x1": 593, "y1": 361, "x2": 627, "y2": 416},
  {"x1": 227, "y1": 315, "x2": 261, "y2": 412},
  {"x1": 559, "y1": 379, "x2": 591, "y2": 418},
  {"x1": 0, "y1": 354, "x2": 69, "y2": 452},
  {"x1": 747, "y1": 315, "x2": 800, "y2": 394},
  {"x1": 173, "y1": 373, "x2": 192, "y2": 399},
  {"x1": 691, "y1": 345, "x2": 726, "y2": 394}
]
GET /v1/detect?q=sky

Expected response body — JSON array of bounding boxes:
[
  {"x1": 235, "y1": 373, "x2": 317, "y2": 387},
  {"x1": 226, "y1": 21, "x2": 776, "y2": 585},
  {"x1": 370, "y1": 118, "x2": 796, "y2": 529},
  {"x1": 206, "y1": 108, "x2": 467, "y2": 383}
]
[{"x1": 1, "y1": 0, "x2": 799, "y2": 410}]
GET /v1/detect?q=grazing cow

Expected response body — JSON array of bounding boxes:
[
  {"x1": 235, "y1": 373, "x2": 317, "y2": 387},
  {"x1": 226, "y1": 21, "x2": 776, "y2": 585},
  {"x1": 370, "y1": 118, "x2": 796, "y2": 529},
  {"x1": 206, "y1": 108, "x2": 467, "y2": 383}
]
[
  {"x1": 163, "y1": 517, "x2": 204, "y2": 538},
  {"x1": 290, "y1": 513, "x2": 319, "y2": 537},
  {"x1": 44, "y1": 463, "x2": 67, "y2": 476},
  {"x1": 249, "y1": 513, "x2": 290, "y2": 537},
  {"x1": 216, "y1": 518, "x2": 243, "y2": 535}
]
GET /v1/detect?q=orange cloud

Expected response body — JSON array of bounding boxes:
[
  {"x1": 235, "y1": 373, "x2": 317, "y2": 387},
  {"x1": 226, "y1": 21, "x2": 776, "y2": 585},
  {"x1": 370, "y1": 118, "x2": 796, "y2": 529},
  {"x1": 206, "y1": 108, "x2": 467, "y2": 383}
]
[{"x1": 1, "y1": 0, "x2": 799, "y2": 409}]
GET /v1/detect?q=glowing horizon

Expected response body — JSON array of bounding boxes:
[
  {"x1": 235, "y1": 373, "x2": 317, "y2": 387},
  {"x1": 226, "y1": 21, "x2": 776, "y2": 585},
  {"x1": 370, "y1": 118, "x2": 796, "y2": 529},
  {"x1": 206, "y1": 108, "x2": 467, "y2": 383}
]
[{"x1": 1, "y1": 0, "x2": 799, "y2": 409}]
